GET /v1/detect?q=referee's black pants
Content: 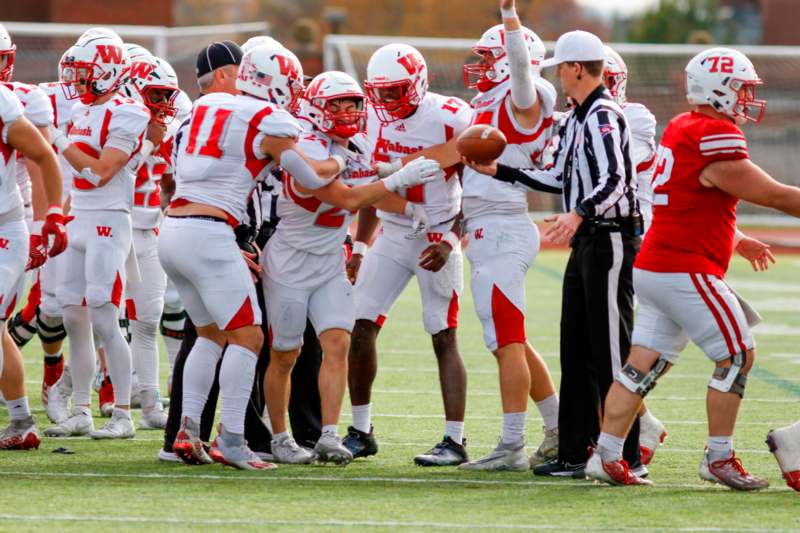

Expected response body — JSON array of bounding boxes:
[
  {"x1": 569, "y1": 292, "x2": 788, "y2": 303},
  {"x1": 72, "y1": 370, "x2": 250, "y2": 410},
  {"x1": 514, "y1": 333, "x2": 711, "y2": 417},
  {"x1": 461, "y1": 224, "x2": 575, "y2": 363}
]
[{"x1": 557, "y1": 230, "x2": 642, "y2": 468}]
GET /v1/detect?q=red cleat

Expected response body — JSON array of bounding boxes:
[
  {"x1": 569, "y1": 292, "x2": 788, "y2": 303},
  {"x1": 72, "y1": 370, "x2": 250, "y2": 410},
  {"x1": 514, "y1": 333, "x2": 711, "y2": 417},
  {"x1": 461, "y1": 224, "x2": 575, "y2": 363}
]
[
  {"x1": 98, "y1": 374, "x2": 115, "y2": 417},
  {"x1": 586, "y1": 451, "x2": 653, "y2": 486},
  {"x1": 41, "y1": 357, "x2": 64, "y2": 406},
  {"x1": 0, "y1": 418, "x2": 41, "y2": 450}
]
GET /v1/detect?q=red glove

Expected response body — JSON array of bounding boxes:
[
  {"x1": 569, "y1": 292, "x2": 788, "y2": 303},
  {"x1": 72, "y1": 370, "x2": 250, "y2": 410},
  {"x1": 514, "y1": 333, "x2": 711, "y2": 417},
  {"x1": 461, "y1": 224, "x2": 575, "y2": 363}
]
[
  {"x1": 26, "y1": 222, "x2": 47, "y2": 270},
  {"x1": 42, "y1": 205, "x2": 68, "y2": 258}
]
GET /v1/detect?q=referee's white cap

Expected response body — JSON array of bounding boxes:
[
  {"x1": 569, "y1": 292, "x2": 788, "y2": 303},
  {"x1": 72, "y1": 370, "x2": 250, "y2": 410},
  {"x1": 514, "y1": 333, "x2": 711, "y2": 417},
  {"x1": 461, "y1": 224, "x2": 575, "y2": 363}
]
[{"x1": 540, "y1": 30, "x2": 605, "y2": 68}]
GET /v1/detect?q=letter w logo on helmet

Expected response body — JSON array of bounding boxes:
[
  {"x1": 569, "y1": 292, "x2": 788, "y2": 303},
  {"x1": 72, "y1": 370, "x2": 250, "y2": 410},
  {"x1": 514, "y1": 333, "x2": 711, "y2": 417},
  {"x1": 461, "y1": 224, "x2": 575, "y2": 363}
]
[
  {"x1": 129, "y1": 61, "x2": 154, "y2": 81},
  {"x1": 397, "y1": 53, "x2": 424, "y2": 76},
  {"x1": 96, "y1": 45, "x2": 124, "y2": 64},
  {"x1": 275, "y1": 54, "x2": 299, "y2": 78}
]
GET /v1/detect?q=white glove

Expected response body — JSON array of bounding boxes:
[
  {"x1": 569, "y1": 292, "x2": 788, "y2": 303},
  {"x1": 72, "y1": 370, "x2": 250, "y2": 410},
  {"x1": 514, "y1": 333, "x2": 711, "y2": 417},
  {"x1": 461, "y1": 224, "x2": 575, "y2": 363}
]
[
  {"x1": 49, "y1": 125, "x2": 70, "y2": 152},
  {"x1": 375, "y1": 158, "x2": 403, "y2": 178},
  {"x1": 383, "y1": 158, "x2": 440, "y2": 192},
  {"x1": 404, "y1": 202, "x2": 429, "y2": 240}
]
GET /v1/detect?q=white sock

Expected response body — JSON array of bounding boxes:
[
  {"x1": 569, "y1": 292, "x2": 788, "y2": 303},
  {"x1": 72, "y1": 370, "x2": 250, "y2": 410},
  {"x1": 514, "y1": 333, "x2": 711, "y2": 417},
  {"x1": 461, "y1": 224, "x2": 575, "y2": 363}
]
[
  {"x1": 322, "y1": 424, "x2": 338, "y2": 436},
  {"x1": 218, "y1": 344, "x2": 257, "y2": 435},
  {"x1": 112, "y1": 407, "x2": 132, "y2": 420},
  {"x1": 502, "y1": 411, "x2": 527, "y2": 445},
  {"x1": 597, "y1": 432, "x2": 625, "y2": 462},
  {"x1": 351, "y1": 403, "x2": 372, "y2": 433},
  {"x1": 272, "y1": 431, "x2": 289, "y2": 443},
  {"x1": 62, "y1": 306, "x2": 97, "y2": 406},
  {"x1": 90, "y1": 303, "x2": 133, "y2": 405},
  {"x1": 182, "y1": 337, "x2": 223, "y2": 421},
  {"x1": 130, "y1": 320, "x2": 159, "y2": 391},
  {"x1": 707, "y1": 435, "x2": 733, "y2": 461},
  {"x1": 7, "y1": 396, "x2": 31, "y2": 421},
  {"x1": 164, "y1": 337, "x2": 182, "y2": 372},
  {"x1": 445, "y1": 420, "x2": 464, "y2": 444},
  {"x1": 639, "y1": 407, "x2": 658, "y2": 426},
  {"x1": 535, "y1": 394, "x2": 559, "y2": 431}
]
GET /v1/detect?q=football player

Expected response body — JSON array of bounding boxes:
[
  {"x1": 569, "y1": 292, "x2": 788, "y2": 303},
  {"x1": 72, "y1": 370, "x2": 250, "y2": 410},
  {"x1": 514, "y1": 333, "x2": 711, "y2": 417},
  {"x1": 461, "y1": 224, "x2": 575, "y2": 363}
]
[
  {"x1": 457, "y1": 0, "x2": 561, "y2": 471},
  {"x1": 767, "y1": 421, "x2": 800, "y2": 491},
  {"x1": 344, "y1": 42, "x2": 473, "y2": 467},
  {"x1": 586, "y1": 47, "x2": 800, "y2": 489},
  {"x1": 45, "y1": 34, "x2": 150, "y2": 439}
]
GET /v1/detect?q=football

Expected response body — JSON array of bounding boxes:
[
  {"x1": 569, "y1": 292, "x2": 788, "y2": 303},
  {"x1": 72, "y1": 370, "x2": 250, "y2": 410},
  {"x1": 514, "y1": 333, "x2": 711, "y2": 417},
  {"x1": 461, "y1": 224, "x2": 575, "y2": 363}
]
[{"x1": 456, "y1": 124, "x2": 507, "y2": 163}]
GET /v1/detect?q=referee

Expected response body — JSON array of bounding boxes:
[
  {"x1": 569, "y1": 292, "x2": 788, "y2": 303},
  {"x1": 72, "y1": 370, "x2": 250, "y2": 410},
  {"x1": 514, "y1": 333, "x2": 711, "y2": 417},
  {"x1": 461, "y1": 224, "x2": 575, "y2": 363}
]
[{"x1": 464, "y1": 31, "x2": 643, "y2": 477}]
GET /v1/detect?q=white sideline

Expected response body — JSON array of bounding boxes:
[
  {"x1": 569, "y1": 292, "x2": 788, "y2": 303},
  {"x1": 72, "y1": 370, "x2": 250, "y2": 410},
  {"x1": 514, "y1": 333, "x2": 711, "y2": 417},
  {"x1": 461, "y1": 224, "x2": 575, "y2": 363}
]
[{"x1": 0, "y1": 514, "x2": 794, "y2": 532}]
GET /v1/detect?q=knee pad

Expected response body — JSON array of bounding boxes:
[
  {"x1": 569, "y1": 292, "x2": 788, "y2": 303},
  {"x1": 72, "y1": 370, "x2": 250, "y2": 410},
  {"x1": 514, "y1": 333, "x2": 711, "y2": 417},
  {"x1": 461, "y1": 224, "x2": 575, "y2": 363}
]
[
  {"x1": 36, "y1": 308, "x2": 67, "y2": 344},
  {"x1": 709, "y1": 351, "x2": 748, "y2": 398},
  {"x1": 9, "y1": 310, "x2": 38, "y2": 347},
  {"x1": 616, "y1": 355, "x2": 670, "y2": 397},
  {"x1": 160, "y1": 308, "x2": 186, "y2": 340}
]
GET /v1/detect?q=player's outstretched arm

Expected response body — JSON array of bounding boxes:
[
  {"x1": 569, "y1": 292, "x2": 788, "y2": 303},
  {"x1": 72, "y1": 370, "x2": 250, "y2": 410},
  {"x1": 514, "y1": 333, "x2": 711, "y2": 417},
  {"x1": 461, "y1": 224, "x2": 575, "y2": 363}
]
[
  {"x1": 260, "y1": 135, "x2": 339, "y2": 189},
  {"x1": 376, "y1": 137, "x2": 462, "y2": 177},
  {"x1": 502, "y1": 0, "x2": 541, "y2": 125},
  {"x1": 701, "y1": 158, "x2": 800, "y2": 217}
]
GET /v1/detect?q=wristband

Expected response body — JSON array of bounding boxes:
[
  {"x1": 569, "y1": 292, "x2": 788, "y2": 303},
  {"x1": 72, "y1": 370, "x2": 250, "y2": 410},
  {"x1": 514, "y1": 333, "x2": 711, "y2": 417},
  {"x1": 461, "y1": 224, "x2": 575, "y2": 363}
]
[
  {"x1": 78, "y1": 167, "x2": 103, "y2": 187},
  {"x1": 442, "y1": 231, "x2": 460, "y2": 250},
  {"x1": 500, "y1": 6, "x2": 517, "y2": 18},
  {"x1": 31, "y1": 220, "x2": 44, "y2": 234},
  {"x1": 734, "y1": 227, "x2": 745, "y2": 247},
  {"x1": 52, "y1": 132, "x2": 70, "y2": 153},
  {"x1": 404, "y1": 202, "x2": 414, "y2": 217},
  {"x1": 46, "y1": 204, "x2": 63, "y2": 217},
  {"x1": 331, "y1": 154, "x2": 346, "y2": 175},
  {"x1": 352, "y1": 241, "x2": 368, "y2": 256}
]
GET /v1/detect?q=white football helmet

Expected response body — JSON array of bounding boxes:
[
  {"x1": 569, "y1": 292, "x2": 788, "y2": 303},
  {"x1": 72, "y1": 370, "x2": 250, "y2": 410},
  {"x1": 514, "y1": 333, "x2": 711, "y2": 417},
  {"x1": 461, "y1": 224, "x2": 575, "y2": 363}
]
[
  {"x1": 125, "y1": 56, "x2": 180, "y2": 123},
  {"x1": 365, "y1": 43, "x2": 428, "y2": 123},
  {"x1": 463, "y1": 24, "x2": 545, "y2": 93},
  {"x1": 301, "y1": 71, "x2": 366, "y2": 138},
  {"x1": 236, "y1": 45, "x2": 304, "y2": 111},
  {"x1": 0, "y1": 24, "x2": 15, "y2": 82},
  {"x1": 125, "y1": 43, "x2": 153, "y2": 60},
  {"x1": 603, "y1": 45, "x2": 628, "y2": 105},
  {"x1": 61, "y1": 36, "x2": 129, "y2": 104},
  {"x1": 76, "y1": 27, "x2": 123, "y2": 46},
  {"x1": 241, "y1": 36, "x2": 284, "y2": 53},
  {"x1": 686, "y1": 47, "x2": 766, "y2": 124}
]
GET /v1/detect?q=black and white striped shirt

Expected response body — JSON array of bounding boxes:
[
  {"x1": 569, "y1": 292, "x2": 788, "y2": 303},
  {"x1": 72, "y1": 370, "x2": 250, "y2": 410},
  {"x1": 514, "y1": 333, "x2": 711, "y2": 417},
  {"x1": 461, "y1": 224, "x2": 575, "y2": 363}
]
[{"x1": 496, "y1": 85, "x2": 638, "y2": 219}]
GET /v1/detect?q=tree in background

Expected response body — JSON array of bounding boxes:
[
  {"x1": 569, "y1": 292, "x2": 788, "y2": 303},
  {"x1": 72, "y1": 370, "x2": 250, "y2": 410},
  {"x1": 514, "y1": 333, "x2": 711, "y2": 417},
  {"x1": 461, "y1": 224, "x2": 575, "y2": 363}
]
[{"x1": 628, "y1": 0, "x2": 732, "y2": 43}]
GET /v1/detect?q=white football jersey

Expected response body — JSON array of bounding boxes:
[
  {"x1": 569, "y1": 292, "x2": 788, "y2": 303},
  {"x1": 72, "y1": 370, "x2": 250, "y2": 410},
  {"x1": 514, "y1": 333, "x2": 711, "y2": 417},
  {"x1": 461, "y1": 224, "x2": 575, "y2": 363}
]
[
  {"x1": 67, "y1": 94, "x2": 150, "y2": 211},
  {"x1": 129, "y1": 145, "x2": 169, "y2": 230},
  {"x1": 3, "y1": 82, "x2": 54, "y2": 210},
  {"x1": 367, "y1": 91, "x2": 471, "y2": 227},
  {"x1": 0, "y1": 84, "x2": 24, "y2": 216},
  {"x1": 38, "y1": 81, "x2": 79, "y2": 202},
  {"x1": 623, "y1": 102, "x2": 657, "y2": 212},
  {"x1": 462, "y1": 78, "x2": 557, "y2": 219},
  {"x1": 174, "y1": 92, "x2": 301, "y2": 224}
]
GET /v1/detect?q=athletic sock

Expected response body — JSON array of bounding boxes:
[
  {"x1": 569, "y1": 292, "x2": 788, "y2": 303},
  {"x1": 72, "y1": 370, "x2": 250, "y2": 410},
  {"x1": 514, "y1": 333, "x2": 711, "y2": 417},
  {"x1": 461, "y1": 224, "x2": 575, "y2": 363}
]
[
  {"x1": 535, "y1": 394, "x2": 559, "y2": 431},
  {"x1": 707, "y1": 435, "x2": 734, "y2": 462},
  {"x1": 272, "y1": 431, "x2": 289, "y2": 444},
  {"x1": 322, "y1": 424, "x2": 338, "y2": 436},
  {"x1": 182, "y1": 337, "x2": 223, "y2": 421},
  {"x1": 351, "y1": 403, "x2": 372, "y2": 433},
  {"x1": 445, "y1": 420, "x2": 464, "y2": 444},
  {"x1": 639, "y1": 407, "x2": 659, "y2": 427},
  {"x1": 219, "y1": 344, "x2": 257, "y2": 435},
  {"x1": 597, "y1": 432, "x2": 625, "y2": 462},
  {"x1": 90, "y1": 303, "x2": 133, "y2": 405},
  {"x1": 7, "y1": 396, "x2": 31, "y2": 421},
  {"x1": 501, "y1": 411, "x2": 527, "y2": 446},
  {"x1": 62, "y1": 306, "x2": 96, "y2": 406}
]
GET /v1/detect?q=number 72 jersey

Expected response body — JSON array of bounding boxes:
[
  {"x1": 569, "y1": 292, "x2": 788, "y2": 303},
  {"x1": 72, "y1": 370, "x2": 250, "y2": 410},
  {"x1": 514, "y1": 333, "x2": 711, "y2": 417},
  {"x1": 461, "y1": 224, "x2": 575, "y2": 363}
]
[
  {"x1": 635, "y1": 111, "x2": 749, "y2": 278},
  {"x1": 174, "y1": 92, "x2": 302, "y2": 224}
]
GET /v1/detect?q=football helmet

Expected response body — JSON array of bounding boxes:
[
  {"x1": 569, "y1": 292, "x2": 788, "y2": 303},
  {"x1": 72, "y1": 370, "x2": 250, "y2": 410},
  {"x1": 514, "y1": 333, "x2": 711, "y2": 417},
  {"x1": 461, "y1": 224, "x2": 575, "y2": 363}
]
[
  {"x1": 463, "y1": 24, "x2": 545, "y2": 93},
  {"x1": 61, "y1": 36, "x2": 129, "y2": 104},
  {"x1": 301, "y1": 71, "x2": 366, "y2": 139},
  {"x1": 0, "y1": 24, "x2": 16, "y2": 82},
  {"x1": 76, "y1": 27, "x2": 123, "y2": 46},
  {"x1": 126, "y1": 56, "x2": 180, "y2": 123},
  {"x1": 241, "y1": 36, "x2": 284, "y2": 53},
  {"x1": 236, "y1": 45, "x2": 304, "y2": 111},
  {"x1": 125, "y1": 43, "x2": 153, "y2": 60},
  {"x1": 603, "y1": 45, "x2": 628, "y2": 105},
  {"x1": 685, "y1": 47, "x2": 766, "y2": 124},
  {"x1": 365, "y1": 43, "x2": 428, "y2": 123}
]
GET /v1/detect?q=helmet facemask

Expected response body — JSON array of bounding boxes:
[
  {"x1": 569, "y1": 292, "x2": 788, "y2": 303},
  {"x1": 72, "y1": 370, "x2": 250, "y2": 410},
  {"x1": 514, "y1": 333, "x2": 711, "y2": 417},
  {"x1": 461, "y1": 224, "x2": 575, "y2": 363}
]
[
  {"x1": 142, "y1": 86, "x2": 178, "y2": 124},
  {"x1": 603, "y1": 69, "x2": 627, "y2": 104},
  {"x1": 311, "y1": 95, "x2": 366, "y2": 138},
  {"x1": 463, "y1": 47, "x2": 504, "y2": 92},
  {"x1": 0, "y1": 45, "x2": 15, "y2": 82},
  {"x1": 730, "y1": 79, "x2": 766, "y2": 123},
  {"x1": 364, "y1": 79, "x2": 419, "y2": 123}
]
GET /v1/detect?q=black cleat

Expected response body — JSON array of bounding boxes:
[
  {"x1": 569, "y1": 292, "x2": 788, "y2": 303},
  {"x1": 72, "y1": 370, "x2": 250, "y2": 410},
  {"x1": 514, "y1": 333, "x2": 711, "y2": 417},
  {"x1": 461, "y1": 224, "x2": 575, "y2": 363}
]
[
  {"x1": 532, "y1": 459, "x2": 586, "y2": 478},
  {"x1": 342, "y1": 425, "x2": 378, "y2": 459},
  {"x1": 414, "y1": 436, "x2": 468, "y2": 466}
]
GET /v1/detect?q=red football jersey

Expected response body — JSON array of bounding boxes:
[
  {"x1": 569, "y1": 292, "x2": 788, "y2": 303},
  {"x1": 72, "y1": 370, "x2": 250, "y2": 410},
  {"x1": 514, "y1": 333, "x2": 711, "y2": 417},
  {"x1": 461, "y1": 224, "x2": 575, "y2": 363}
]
[{"x1": 635, "y1": 111, "x2": 749, "y2": 277}]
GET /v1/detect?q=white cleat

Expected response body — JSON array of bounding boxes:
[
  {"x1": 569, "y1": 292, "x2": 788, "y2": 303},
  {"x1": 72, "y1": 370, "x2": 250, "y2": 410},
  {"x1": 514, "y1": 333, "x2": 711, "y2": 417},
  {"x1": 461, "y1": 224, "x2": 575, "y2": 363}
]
[
  {"x1": 138, "y1": 390, "x2": 167, "y2": 430},
  {"x1": 271, "y1": 434, "x2": 316, "y2": 464},
  {"x1": 639, "y1": 411, "x2": 668, "y2": 465},
  {"x1": 699, "y1": 449, "x2": 769, "y2": 491},
  {"x1": 586, "y1": 452, "x2": 652, "y2": 486},
  {"x1": 46, "y1": 366, "x2": 73, "y2": 424},
  {"x1": 530, "y1": 426, "x2": 559, "y2": 467},
  {"x1": 314, "y1": 432, "x2": 353, "y2": 465},
  {"x1": 44, "y1": 407, "x2": 94, "y2": 437},
  {"x1": 90, "y1": 409, "x2": 135, "y2": 440},
  {"x1": 209, "y1": 424, "x2": 277, "y2": 471},
  {"x1": 458, "y1": 439, "x2": 528, "y2": 472},
  {"x1": 158, "y1": 448, "x2": 181, "y2": 463},
  {"x1": 766, "y1": 421, "x2": 800, "y2": 492}
]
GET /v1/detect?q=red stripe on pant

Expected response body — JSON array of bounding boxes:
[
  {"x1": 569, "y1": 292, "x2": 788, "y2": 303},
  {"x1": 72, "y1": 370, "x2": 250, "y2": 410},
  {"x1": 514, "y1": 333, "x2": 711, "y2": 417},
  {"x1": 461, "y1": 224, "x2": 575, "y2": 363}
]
[
  {"x1": 491, "y1": 284, "x2": 525, "y2": 349},
  {"x1": 690, "y1": 273, "x2": 735, "y2": 357},
  {"x1": 111, "y1": 272, "x2": 123, "y2": 308},
  {"x1": 447, "y1": 290, "x2": 459, "y2": 329},
  {"x1": 225, "y1": 296, "x2": 255, "y2": 330},
  {"x1": 125, "y1": 298, "x2": 137, "y2": 321},
  {"x1": 701, "y1": 274, "x2": 747, "y2": 354}
]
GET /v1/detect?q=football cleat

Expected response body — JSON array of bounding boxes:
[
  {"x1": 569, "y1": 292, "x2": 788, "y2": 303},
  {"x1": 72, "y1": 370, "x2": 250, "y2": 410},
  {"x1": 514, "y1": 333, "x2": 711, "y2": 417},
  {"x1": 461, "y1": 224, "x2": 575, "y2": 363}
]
[
  {"x1": 458, "y1": 439, "x2": 527, "y2": 472},
  {"x1": 766, "y1": 422, "x2": 800, "y2": 492},
  {"x1": 173, "y1": 416, "x2": 213, "y2": 465},
  {"x1": 41, "y1": 356, "x2": 64, "y2": 406},
  {"x1": 639, "y1": 413, "x2": 668, "y2": 466},
  {"x1": 158, "y1": 448, "x2": 181, "y2": 463},
  {"x1": 314, "y1": 432, "x2": 353, "y2": 465},
  {"x1": 138, "y1": 390, "x2": 167, "y2": 430},
  {"x1": 414, "y1": 435, "x2": 468, "y2": 467},
  {"x1": 209, "y1": 424, "x2": 277, "y2": 471},
  {"x1": 532, "y1": 459, "x2": 586, "y2": 478},
  {"x1": 44, "y1": 407, "x2": 94, "y2": 437},
  {"x1": 46, "y1": 365, "x2": 72, "y2": 424},
  {"x1": 271, "y1": 434, "x2": 316, "y2": 464},
  {"x1": 530, "y1": 426, "x2": 559, "y2": 467},
  {"x1": 97, "y1": 374, "x2": 115, "y2": 417},
  {"x1": 342, "y1": 425, "x2": 379, "y2": 459},
  {"x1": 585, "y1": 452, "x2": 652, "y2": 486},
  {"x1": 90, "y1": 409, "x2": 135, "y2": 439},
  {"x1": 0, "y1": 417, "x2": 41, "y2": 450},
  {"x1": 699, "y1": 450, "x2": 769, "y2": 491}
]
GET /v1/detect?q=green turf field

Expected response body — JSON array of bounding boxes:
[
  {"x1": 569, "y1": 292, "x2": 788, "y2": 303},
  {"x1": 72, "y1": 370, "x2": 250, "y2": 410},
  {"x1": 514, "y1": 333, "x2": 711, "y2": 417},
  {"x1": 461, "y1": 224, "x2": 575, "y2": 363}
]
[{"x1": 2, "y1": 249, "x2": 799, "y2": 532}]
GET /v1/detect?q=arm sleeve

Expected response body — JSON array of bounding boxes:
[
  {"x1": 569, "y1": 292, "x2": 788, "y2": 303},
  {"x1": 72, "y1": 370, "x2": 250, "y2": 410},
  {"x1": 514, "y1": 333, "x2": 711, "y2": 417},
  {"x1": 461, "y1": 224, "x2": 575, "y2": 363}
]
[
  {"x1": 505, "y1": 29, "x2": 537, "y2": 110},
  {"x1": 296, "y1": 132, "x2": 331, "y2": 161},
  {"x1": 279, "y1": 149, "x2": 334, "y2": 191},
  {"x1": 578, "y1": 110, "x2": 628, "y2": 217}
]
